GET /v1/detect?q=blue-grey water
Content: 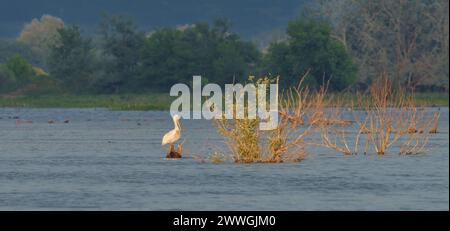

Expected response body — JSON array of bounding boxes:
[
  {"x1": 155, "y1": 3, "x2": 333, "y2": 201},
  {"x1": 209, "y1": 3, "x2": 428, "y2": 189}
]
[{"x1": 0, "y1": 108, "x2": 448, "y2": 210}]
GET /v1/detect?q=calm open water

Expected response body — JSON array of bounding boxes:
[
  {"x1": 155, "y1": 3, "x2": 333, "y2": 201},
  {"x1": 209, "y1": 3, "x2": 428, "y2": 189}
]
[{"x1": 0, "y1": 108, "x2": 448, "y2": 210}]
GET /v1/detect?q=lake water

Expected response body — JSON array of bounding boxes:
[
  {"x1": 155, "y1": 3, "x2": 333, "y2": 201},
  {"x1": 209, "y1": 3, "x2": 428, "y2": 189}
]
[{"x1": 0, "y1": 108, "x2": 448, "y2": 210}]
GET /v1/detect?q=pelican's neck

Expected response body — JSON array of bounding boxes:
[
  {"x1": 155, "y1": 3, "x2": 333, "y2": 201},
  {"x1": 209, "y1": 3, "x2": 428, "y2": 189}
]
[{"x1": 173, "y1": 118, "x2": 180, "y2": 131}]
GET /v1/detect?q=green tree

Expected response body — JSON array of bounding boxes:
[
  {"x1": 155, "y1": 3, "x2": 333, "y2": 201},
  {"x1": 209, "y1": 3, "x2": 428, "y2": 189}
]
[
  {"x1": 0, "y1": 39, "x2": 44, "y2": 67},
  {"x1": 140, "y1": 19, "x2": 260, "y2": 90},
  {"x1": 99, "y1": 14, "x2": 145, "y2": 92},
  {"x1": 0, "y1": 64, "x2": 17, "y2": 93},
  {"x1": 139, "y1": 28, "x2": 183, "y2": 89},
  {"x1": 5, "y1": 54, "x2": 35, "y2": 86},
  {"x1": 47, "y1": 26, "x2": 95, "y2": 92},
  {"x1": 264, "y1": 18, "x2": 357, "y2": 90}
]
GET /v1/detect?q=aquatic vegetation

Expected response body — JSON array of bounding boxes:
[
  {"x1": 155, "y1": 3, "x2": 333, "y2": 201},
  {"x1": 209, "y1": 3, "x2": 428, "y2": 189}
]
[
  {"x1": 216, "y1": 115, "x2": 261, "y2": 163},
  {"x1": 361, "y1": 76, "x2": 439, "y2": 155},
  {"x1": 215, "y1": 76, "x2": 309, "y2": 163},
  {"x1": 318, "y1": 74, "x2": 440, "y2": 155},
  {"x1": 215, "y1": 76, "x2": 263, "y2": 163},
  {"x1": 208, "y1": 152, "x2": 228, "y2": 164},
  {"x1": 279, "y1": 73, "x2": 351, "y2": 127},
  {"x1": 214, "y1": 73, "x2": 442, "y2": 162}
]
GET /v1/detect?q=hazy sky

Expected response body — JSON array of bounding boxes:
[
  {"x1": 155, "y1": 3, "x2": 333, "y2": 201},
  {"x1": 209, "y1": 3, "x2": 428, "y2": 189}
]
[{"x1": 0, "y1": 0, "x2": 307, "y2": 38}]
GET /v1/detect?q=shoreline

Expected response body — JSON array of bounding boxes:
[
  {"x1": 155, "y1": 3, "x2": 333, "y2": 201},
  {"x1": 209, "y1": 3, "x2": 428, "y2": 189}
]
[{"x1": 0, "y1": 92, "x2": 448, "y2": 111}]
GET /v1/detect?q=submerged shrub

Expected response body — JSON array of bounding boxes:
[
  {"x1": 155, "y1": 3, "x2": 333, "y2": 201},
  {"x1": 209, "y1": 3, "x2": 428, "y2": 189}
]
[
  {"x1": 318, "y1": 73, "x2": 440, "y2": 155},
  {"x1": 214, "y1": 72, "x2": 440, "y2": 163},
  {"x1": 216, "y1": 107, "x2": 261, "y2": 163},
  {"x1": 215, "y1": 76, "x2": 309, "y2": 163}
]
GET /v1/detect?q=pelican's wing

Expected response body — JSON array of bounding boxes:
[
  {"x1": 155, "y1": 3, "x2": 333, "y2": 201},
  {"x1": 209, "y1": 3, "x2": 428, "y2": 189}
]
[{"x1": 162, "y1": 129, "x2": 175, "y2": 145}]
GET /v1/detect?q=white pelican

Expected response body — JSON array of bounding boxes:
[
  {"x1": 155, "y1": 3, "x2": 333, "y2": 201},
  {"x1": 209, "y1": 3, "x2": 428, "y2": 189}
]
[{"x1": 162, "y1": 114, "x2": 181, "y2": 153}]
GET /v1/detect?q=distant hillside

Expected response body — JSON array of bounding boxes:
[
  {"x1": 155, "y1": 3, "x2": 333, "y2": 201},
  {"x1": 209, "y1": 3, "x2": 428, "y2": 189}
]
[{"x1": 0, "y1": 0, "x2": 308, "y2": 39}]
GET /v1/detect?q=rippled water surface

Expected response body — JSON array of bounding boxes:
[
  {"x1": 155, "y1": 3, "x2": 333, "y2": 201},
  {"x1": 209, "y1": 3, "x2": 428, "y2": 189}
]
[{"x1": 0, "y1": 108, "x2": 448, "y2": 210}]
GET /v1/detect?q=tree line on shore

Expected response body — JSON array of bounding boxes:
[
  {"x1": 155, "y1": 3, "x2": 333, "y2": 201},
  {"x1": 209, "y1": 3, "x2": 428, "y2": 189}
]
[{"x1": 0, "y1": 0, "x2": 448, "y2": 95}]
